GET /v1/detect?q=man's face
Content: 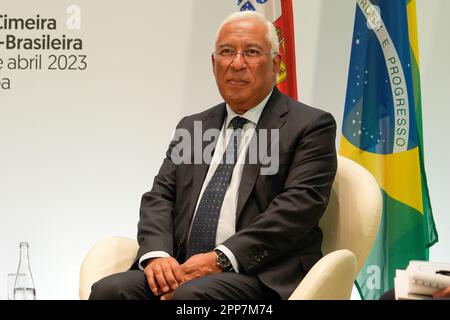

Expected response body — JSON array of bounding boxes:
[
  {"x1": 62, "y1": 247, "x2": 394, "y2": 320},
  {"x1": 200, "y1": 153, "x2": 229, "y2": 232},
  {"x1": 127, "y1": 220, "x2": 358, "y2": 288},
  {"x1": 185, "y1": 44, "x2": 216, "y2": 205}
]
[{"x1": 212, "y1": 18, "x2": 281, "y2": 114}]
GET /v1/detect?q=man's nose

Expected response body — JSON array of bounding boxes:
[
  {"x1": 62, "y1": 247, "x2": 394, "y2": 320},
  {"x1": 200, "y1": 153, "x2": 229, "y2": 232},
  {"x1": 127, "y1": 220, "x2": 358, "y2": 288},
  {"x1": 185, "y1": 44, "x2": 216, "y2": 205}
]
[{"x1": 230, "y1": 52, "x2": 247, "y2": 69}]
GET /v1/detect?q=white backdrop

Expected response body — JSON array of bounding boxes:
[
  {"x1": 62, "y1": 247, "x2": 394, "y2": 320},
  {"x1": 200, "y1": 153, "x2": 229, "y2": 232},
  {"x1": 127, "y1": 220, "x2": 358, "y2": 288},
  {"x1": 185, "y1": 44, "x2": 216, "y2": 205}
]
[{"x1": 0, "y1": 0, "x2": 448, "y2": 300}]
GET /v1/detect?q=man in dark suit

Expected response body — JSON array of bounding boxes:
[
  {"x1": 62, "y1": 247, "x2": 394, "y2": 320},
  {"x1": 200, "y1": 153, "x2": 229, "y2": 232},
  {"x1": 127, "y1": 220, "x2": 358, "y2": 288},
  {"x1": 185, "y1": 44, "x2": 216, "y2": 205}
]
[{"x1": 89, "y1": 10, "x2": 337, "y2": 300}]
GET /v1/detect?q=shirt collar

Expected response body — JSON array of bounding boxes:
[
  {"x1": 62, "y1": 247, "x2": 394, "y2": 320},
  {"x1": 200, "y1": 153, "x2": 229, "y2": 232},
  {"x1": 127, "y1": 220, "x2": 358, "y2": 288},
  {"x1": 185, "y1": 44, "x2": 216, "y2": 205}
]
[{"x1": 225, "y1": 89, "x2": 273, "y2": 129}]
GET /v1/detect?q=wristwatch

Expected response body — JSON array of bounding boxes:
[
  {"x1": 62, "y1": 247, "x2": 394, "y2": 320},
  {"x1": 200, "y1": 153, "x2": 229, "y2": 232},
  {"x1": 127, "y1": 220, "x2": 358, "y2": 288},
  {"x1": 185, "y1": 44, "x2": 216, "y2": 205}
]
[{"x1": 214, "y1": 249, "x2": 234, "y2": 272}]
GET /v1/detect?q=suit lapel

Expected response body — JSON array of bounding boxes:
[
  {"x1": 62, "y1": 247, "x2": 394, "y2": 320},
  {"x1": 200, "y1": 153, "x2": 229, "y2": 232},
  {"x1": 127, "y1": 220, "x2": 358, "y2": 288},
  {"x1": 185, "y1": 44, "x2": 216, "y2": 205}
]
[{"x1": 236, "y1": 88, "x2": 289, "y2": 221}]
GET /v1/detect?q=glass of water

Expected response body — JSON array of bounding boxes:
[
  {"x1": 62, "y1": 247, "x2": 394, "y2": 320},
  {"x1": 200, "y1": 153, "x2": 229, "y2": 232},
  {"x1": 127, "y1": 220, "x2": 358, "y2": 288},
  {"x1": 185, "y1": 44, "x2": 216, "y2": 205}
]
[
  {"x1": 7, "y1": 273, "x2": 16, "y2": 300},
  {"x1": 7, "y1": 273, "x2": 30, "y2": 300}
]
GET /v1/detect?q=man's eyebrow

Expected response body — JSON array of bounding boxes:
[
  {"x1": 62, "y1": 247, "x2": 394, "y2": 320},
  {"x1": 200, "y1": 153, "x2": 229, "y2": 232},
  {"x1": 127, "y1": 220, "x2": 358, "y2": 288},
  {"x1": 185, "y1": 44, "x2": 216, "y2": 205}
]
[
  {"x1": 217, "y1": 44, "x2": 233, "y2": 49},
  {"x1": 217, "y1": 43, "x2": 265, "y2": 50},
  {"x1": 245, "y1": 43, "x2": 264, "y2": 50}
]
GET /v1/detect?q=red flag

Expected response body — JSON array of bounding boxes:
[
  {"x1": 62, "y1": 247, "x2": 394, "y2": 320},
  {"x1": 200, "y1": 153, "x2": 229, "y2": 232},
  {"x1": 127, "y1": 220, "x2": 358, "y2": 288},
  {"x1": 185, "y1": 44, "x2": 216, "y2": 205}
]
[{"x1": 239, "y1": 0, "x2": 298, "y2": 100}]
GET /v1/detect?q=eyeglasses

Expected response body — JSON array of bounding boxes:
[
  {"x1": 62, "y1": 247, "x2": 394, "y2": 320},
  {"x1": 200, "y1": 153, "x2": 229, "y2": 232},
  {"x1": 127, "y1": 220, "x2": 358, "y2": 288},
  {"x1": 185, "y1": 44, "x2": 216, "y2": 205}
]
[{"x1": 213, "y1": 48, "x2": 276, "y2": 64}]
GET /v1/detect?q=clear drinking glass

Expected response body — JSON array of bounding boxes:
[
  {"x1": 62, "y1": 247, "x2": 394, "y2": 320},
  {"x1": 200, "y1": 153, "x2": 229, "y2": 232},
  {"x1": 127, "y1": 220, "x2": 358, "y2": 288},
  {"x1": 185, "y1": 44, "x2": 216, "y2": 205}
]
[
  {"x1": 7, "y1": 273, "x2": 26, "y2": 300},
  {"x1": 7, "y1": 273, "x2": 17, "y2": 300}
]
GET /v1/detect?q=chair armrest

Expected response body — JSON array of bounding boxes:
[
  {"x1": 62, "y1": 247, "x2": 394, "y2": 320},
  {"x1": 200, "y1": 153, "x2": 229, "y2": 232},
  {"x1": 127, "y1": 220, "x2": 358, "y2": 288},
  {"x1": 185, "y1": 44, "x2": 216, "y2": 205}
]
[
  {"x1": 288, "y1": 249, "x2": 357, "y2": 300},
  {"x1": 79, "y1": 236, "x2": 138, "y2": 300}
]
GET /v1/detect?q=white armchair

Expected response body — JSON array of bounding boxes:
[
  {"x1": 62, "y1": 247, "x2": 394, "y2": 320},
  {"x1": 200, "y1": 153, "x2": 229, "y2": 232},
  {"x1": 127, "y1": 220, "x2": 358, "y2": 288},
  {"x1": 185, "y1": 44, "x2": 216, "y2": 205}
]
[
  {"x1": 79, "y1": 155, "x2": 381, "y2": 300},
  {"x1": 289, "y1": 155, "x2": 382, "y2": 299},
  {"x1": 79, "y1": 236, "x2": 138, "y2": 300}
]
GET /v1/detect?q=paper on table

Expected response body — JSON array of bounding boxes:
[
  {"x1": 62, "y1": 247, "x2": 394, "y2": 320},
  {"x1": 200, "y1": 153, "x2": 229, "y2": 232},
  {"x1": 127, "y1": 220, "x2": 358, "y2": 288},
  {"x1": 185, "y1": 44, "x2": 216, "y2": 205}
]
[{"x1": 394, "y1": 261, "x2": 450, "y2": 300}]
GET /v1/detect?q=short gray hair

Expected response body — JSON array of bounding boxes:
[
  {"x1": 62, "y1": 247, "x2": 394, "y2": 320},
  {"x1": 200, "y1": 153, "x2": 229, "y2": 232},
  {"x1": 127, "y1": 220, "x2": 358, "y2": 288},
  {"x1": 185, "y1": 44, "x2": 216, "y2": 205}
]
[{"x1": 214, "y1": 11, "x2": 280, "y2": 55}]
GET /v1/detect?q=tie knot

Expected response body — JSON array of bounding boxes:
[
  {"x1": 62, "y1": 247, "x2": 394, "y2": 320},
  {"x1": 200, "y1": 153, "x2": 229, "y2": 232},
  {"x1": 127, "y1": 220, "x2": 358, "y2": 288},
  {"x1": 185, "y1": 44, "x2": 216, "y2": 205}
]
[{"x1": 229, "y1": 116, "x2": 248, "y2": 130}]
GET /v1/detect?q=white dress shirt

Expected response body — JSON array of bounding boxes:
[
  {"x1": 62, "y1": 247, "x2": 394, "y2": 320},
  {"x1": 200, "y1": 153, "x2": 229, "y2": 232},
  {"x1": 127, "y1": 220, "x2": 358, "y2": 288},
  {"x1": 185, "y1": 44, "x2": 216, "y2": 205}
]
[{"x1": 139, "y1": 91, "x2": 272, "y2": 272}]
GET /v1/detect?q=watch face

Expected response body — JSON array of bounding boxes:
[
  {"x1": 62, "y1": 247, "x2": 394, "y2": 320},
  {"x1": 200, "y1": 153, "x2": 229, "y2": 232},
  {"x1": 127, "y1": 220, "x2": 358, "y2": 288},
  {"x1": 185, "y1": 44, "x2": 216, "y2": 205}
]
[
  {"x1": 216, "y1": 250, "x2": 231, "y2": 270},
  {"x1": 219, "y1": 255, "x2": 231, "y2": 267}
]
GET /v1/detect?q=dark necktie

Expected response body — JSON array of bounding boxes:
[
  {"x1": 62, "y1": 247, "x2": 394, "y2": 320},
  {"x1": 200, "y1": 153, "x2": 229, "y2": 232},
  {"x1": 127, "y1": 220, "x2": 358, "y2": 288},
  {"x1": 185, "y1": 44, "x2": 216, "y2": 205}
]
[{"x1": 186, "y1": 116, "x2": 248, "y2": 258}]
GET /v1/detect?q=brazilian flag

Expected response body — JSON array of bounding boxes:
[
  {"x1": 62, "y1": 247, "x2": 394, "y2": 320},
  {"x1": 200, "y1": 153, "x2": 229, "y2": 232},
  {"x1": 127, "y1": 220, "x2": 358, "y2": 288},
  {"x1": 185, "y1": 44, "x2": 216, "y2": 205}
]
[{"x1": 340, "y1": 0, "x2": 438, "y2": 300}]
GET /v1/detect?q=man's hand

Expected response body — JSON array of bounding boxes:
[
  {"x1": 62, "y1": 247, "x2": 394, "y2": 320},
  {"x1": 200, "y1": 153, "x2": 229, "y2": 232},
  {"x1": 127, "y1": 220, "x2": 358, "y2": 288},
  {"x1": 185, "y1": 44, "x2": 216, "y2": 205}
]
[
  {"x1": 159, "y1": 252, "x2": 223, "y2": 300},
  {"x1": 433, "y1": 285, "x2": 450, "y2": 298},
  {"x1": 144, "y1": 257, "x2": 185, "y2": 296},
  {"x1": 160, "y1": 291, "x2": 175, "y2": 300},
  {"x1": 182, "y1": 252, "x2": 223, "y2": 282}
]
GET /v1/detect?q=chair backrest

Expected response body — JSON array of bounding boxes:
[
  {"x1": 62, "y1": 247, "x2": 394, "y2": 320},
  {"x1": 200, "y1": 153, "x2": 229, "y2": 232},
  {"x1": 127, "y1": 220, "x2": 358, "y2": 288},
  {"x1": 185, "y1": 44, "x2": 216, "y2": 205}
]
[
  {"x1": 79, "y1": 236, "x2": 138, "y2": 300},
  {"x1": 320, "y1": 155, "x2": 382, "y2": 273}
]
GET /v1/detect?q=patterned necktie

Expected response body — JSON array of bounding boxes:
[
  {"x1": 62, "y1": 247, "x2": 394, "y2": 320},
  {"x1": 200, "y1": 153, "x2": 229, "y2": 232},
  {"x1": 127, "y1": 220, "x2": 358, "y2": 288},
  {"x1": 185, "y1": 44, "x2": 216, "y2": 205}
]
[{"x1": 186, "y1": 116, "x2": 248, "y2": 258}]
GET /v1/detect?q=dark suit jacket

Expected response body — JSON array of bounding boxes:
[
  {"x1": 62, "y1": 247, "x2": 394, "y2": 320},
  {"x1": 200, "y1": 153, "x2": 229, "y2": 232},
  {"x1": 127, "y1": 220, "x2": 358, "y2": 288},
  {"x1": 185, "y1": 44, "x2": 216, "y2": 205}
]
[{"x1": 133, "y1": 88, "x2": 337, "y2": 299}]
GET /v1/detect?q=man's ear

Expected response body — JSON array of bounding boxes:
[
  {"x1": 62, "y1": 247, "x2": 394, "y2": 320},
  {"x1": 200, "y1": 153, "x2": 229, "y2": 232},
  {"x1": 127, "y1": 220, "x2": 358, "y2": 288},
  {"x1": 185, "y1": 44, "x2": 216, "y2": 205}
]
[
  {"x1": 211, "y1": 53, "x2": 216, "y2": 76},
  {"x1": 272, "y1": 53, "x2": 282, "y2": 76}
]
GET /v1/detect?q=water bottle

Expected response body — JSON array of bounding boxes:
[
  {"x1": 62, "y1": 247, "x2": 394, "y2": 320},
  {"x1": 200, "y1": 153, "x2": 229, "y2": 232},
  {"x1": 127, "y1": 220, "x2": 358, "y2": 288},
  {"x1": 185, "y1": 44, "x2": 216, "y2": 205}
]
[{"x1": 13, "y1": 242, "x2": 36, "y2": 300}]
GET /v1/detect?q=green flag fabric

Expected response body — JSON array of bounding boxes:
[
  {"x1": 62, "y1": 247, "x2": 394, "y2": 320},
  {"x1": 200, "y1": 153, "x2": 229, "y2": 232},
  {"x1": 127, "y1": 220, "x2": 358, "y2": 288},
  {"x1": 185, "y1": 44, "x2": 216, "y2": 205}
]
[{"x1": 340, "y1": 0, "x2": 438, "y2": 300}]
